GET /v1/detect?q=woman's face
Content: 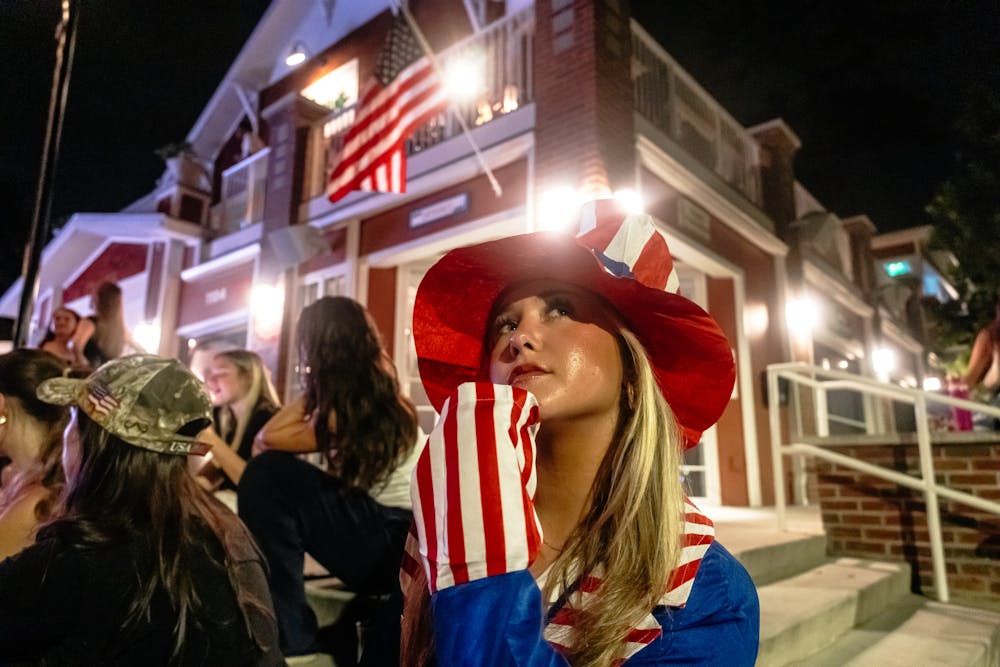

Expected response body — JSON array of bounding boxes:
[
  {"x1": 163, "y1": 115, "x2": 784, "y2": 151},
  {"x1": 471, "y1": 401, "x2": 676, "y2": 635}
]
[
  {"x1": 52, "y1": 309, "x2": 78, "y2": 338},
  {"x1": 62, "y1": 408, "x2": 82, "y2": 485},
  {"x1": 487, "y1": 281, "x2": 623, "y2": 426},
  {"x1": 205, "y1": 358, "x2": 250, "y2": 407}
]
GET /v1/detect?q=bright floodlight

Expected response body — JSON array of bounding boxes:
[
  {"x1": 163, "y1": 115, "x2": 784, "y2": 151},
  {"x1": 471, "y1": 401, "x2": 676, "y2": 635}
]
[
  {"x1": 785, "y1": 296, "x2": 819, "y2": 339},
  {"x1": 613, "y1": 189, "x2": 644, "y2": 213},
  {"x1": 251, "y1": 283, "x2": 285, "y2": 340},
  {"x1": 873, "y1": 347, "x2": 895, "y2": 379},
  {"x1": 134, "y1": 321, "x2": 161, "y2": 354},
  {"x1": 536, "y1": 186, "x2": 581, "y2": 232},
  {"x1": 922, "y1": 377, "x2": 942, "y2": 392},
  {"x1": 444, "y1": 55, "x2": 485, "y2": 103}
]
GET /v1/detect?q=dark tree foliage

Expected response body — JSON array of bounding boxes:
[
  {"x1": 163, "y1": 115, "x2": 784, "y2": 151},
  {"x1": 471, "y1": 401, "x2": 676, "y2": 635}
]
[{"x1": 926, "y1": 89, "x2": 1000, "y2": 356}]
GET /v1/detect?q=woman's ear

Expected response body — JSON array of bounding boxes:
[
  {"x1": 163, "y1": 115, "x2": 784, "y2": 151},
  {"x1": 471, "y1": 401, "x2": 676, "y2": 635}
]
[{"x1": 0, "y1": 393, "x2": 8, "y2": 421}]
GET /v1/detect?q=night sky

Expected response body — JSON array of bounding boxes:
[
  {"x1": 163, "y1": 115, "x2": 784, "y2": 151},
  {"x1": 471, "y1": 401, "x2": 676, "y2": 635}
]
[{"x1": 1, "y1": 1, "x2": 997, "y2": 295}]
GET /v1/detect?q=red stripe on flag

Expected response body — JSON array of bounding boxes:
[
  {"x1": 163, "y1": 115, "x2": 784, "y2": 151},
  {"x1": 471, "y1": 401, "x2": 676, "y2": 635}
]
[
  {"x1": 328, "y1": 68, "x2": 445, "y2": 201},
  {"x1": 515, "y1": 402, "x2": 540, "y2": 559}
]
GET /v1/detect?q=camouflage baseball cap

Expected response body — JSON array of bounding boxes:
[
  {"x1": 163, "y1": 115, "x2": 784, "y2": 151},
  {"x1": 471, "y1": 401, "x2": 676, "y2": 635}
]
[{"x1": 37, "y1": 354, "x2": 212, "y2": 456}]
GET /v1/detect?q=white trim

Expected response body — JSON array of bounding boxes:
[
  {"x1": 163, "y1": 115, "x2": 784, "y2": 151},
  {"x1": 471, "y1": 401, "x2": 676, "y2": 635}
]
[
  {"x1": 636, "y1": 127, "x2": 788, "y2": 257},
  {"x1": 732, "y1": 272, "x2": 762, "y2": 506},
  {"x1": 365, "y1": 207, "x2": 527, "y2": 268},
  {"x1": 207, "y1": 222, "x2": 264, "y2": 259},
  {"x1": 802, "y1": 259, "x2": 874, "y2": 318},
  {"x1": 175, "y1": 310, "x2": 250, "y2": 339},
  {"x1": 180, "y1": 244, "x2": 260, "y2": 281}
]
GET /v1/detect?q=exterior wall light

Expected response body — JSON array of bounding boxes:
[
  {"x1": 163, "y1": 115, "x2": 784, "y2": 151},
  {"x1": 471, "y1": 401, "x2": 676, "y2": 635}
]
[
  {"x1": 785, "y1": 296, "x2": 819, "y2": 340},
  {"x1": 286, "y1": 42, "x2": 308, "y2": 67},
  {"x1": 872, "y1": 347, "x2": 895, "y2": 380}
]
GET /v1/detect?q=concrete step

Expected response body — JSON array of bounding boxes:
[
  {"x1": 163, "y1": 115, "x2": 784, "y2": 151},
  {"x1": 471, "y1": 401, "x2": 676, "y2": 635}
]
[
  {"x1": 729, "y1": 531, "x2": 828, "y2": 587},
  {"x1": 839, "y1": 600, "x2": 1000, "y2": 667},
  {"x1": 712, "y1": 507, "x2": 827, "y2": 587},
  {"x1": 756, "y1": 558, "x2": 911, "y2": 667},
  {"x1": 786, "y1": 595, "x2": 1000, "y2": 667}
]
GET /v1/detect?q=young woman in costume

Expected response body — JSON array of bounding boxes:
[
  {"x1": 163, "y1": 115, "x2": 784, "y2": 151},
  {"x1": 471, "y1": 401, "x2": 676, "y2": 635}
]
[{"x1": 402, "y1": 200, "x2": 759, "y2": 665}]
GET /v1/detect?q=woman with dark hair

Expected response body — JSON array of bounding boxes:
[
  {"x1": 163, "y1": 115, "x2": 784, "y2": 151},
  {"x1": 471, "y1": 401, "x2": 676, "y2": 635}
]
[
  {"x1": 0, "y1": 349, "x2": 68, "y2": 560},
  {"x1": 193, "y1": 349, "x2": 281, "y2": 494},
  {"x1": 238, "y1": 296, "x2": 422, "y2": 663},
  {"x1": 0, "y1": 355, "x2": 281, "y2": 665},
  {"x1": 39, "y1": 307, "x2": 90, "y2": 369},
  {"x1": 83, "y1": 281, "x2": 145, "y2": 367},
  {"x1": 400, "y1": 200, "x2": 758, "y2": 665}
]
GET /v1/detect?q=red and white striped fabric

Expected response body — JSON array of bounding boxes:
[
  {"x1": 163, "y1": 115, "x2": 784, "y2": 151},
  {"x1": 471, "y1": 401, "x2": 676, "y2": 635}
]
[
  {"x1": 542, "y1": 499, "x2": 715, "y2": 662},
  {"x1": 328, "y1": 14, "x2": 448, "y2": 203},
  {"x1": 410, "y1": 382, "x2": 542, "y2": 593}
]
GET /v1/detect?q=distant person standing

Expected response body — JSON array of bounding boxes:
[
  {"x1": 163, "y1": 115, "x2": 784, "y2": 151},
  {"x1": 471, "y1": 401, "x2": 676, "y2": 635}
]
[
  {"x1": 39, "y1": 307, "x2": 90, "y2": 369},
  {"x1": 965, "y1": 293, "x2": 1000, "y2": 429},
  {"x1": 83, "y1": 282, "x2": 145, "y2": 367},
  {"x1": 237, "y1": 118, "x2": 265, "y2": 160}
]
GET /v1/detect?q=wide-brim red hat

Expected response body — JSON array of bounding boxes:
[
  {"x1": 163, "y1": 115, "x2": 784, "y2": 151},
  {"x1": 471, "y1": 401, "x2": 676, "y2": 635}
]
[{"x1": 412, "y1": 199, "x2": 735, "y2": 448}]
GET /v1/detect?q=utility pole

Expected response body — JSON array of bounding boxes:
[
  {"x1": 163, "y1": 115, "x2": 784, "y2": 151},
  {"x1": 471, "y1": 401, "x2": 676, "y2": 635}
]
[{"x1": 14, "y1": 0, "x2": 79, "y2": 347}]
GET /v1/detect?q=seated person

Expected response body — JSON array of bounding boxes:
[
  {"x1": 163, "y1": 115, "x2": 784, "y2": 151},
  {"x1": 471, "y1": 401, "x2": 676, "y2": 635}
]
[
  {"x1": 192, "y1": 350, "x2": 280, "y2": 493},
  {"x1": 0, "y1": 350, "x2": 68, "y2": 560},
  {"x1": 0, "y1": 355, "x2": 281, "y2": 664}
]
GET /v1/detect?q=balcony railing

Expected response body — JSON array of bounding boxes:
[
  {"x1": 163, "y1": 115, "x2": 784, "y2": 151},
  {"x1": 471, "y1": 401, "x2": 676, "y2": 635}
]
[
  {"x1": 631, "y1": 21, "x2": 762, "y2": 206},
  {"x1": 215, "y1": 147, "x2": 269, "y2": 234},
  {"x1": 313, "y1": 8, "x2": 534, "y2": 199}
]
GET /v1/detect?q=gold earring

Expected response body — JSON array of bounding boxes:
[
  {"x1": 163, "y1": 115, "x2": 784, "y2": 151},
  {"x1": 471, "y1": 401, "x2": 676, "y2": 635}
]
[{"x1": 0, "y1": 415, "x2": 6, "y2": 425}]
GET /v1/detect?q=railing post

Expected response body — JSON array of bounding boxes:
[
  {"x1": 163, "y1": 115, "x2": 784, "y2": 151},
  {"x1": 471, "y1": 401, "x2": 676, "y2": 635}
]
[
  {"x1": 768, "y1": 368, "x2": 787, "y2": 531},
  {"x1": 914, "y1": 394, "x2": 949, "y2": 603}
]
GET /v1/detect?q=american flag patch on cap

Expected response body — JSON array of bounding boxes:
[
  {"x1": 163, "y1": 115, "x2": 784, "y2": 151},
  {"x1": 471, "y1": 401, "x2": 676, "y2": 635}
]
[{"x1": 87, "y1": 383, "x2": 120, "y2": 417}]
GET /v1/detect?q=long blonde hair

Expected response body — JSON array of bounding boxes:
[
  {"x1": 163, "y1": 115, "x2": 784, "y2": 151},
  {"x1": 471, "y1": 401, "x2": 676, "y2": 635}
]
[
  {"x1": 400, "y1": 329, "x2": 686, "y2": 665},
  {"x1": 542, "y1": 328, "x2": 685, "y2": 666}
]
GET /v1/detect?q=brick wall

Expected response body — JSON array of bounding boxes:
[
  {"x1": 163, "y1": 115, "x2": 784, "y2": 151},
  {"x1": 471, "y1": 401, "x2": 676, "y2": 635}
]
[
  {"x1": 815, "y1": 442, "x2": 1000, "y2": 610},
  {"x1": 534, "y1": 0, "x2": 635, "y2": 196}
]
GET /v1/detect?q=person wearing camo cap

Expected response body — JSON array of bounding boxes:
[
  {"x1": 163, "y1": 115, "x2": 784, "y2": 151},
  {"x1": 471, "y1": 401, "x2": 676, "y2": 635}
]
[{"x1": 0, "y1": 354, "x2": 283, "y2": 665}]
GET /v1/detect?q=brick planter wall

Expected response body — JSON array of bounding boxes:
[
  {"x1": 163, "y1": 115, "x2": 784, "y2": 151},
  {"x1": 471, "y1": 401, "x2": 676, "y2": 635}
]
[{"x1": 815, "y1": 441, "x2": 1000, "y2": 610}]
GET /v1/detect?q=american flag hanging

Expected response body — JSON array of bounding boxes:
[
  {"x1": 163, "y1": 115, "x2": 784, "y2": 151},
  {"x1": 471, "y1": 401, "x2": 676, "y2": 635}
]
[{"x1": 328, "y1": 12, "x2": 448, "y2": 202}]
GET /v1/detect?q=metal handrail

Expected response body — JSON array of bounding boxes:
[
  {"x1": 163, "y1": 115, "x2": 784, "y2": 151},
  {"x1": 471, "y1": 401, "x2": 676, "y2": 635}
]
[{"x1": 767, "y1": 362, "x2": 1000, "y2": 603}]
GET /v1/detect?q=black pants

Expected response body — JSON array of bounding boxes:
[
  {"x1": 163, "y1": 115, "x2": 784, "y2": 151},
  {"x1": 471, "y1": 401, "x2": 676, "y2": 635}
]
[{"x1": 238, "y1": 451, "x2": 412, "y2": 662}]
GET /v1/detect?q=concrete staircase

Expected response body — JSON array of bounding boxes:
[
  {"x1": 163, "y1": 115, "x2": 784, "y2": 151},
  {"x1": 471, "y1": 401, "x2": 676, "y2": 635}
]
[{"x1": 715, "y1": 512, "x2": 1000, "y2": 667}]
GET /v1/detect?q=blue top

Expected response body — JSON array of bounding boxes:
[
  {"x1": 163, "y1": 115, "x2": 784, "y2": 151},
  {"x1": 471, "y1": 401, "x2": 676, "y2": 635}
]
[{"x1": 430, "y1": 540, "x2": 759, "y2": 665}]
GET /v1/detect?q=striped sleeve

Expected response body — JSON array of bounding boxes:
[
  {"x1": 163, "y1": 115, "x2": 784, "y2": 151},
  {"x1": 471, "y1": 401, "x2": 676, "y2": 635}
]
[{"x1": 410, "y1": 382, "x2": 542, "y2": 593}]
